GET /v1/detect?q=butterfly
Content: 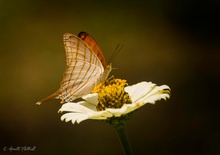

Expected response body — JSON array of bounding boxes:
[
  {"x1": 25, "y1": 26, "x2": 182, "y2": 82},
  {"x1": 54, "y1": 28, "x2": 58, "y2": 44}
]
[{"x1": 36, "y1": 32, "x2": 112, "y2": 105}]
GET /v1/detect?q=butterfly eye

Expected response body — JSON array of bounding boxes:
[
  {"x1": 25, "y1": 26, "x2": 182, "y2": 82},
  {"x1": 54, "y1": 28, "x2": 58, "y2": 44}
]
[{"x1": 78, "y1": 31, "x2": 87, "y2": 40}]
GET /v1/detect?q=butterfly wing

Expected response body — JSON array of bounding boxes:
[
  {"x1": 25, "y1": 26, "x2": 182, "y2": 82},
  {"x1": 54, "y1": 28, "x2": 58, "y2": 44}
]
[
  {"x1": 78, "y1": 32, "x2": 106, "y2": 67},
  {"x1": 78, "y1": 32, "x2": 112, "y2": 82},
  {"x1": 36, "y1": 33, "x2": 104, "y2": 105}
]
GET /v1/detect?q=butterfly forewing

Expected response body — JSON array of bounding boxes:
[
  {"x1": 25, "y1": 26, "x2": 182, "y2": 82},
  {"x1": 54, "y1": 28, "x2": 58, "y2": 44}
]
[
  {"x1": 36, "y1": 32, "x2": 106, "y2": 105},
  {"x1": 78, "y1": 32, "x2": 106, "y2": 67}
]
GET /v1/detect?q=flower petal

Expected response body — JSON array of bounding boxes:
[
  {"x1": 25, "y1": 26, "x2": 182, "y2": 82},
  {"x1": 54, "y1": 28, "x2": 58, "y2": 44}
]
[
  {"x1": 125, "y1": 82, "x2": 156, "y2": 102},
  {"x1": 82, "y1": 93, "x2": 98, "y2": 106},
  {"x1": 59, "y1": 81, "x2": 171, "y2": 124},
  {"x1": 59, "y1": 102, "x2": 95, "y2": 113},
  {"x1": 61, "y1": 113, "x2": 89, "y2": 124},
  {"x1": 61, "y1": 113, "x2": 76, "y2": 122},
  {"x1": 139, "y1": 85, "x2": 170, "y2": 104},
  {"x1": 59, "y1": 102, "x2": 113, "y2": 124},
  {"x1": 105, "y1": 106, "x2": 128, "y2": 117}
]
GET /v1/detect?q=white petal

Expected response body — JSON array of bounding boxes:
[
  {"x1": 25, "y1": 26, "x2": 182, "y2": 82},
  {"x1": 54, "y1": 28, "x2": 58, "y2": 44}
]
[
  {"x1": 139, "y1": 85, "x2": 170, "y2": 104},
  {"x1": 59, "y1": 101, "x2": 113, "y2": 124},
  {"x1": 76, "y1": 115, "x2": 90, "y2": 123},
  {"x1": 59, "y1": 102, "x2": 95, "y2": 113},
  {"x1": 79, "y1": 101, "x2": 97, "y2": 111},
  {"x1": 105, "y1": 106, "x2": 127, "y2": 117},
  {"x1": 82, "y1": 93, "x2": 98, "y2": 105},
  {"x1": 61, "y1": 113, "x2": 77, "y2": 123},
  {"x1": 105, "y1": 102, "x2": 143, "y2": 117},
  {"x1": 122, "y1": 103, "x2": 139, "y2": 114},
  {"x1": 125, "y1": 82, "x2": 156, "y2": 102},
  {"x1": 61, "y1": 113, "x2": 88, "y2": 124},
  {"x1": 59, "y1": 81, "x2": 171, "y2": 124},
  {"x1": 91, "y1": 110, "x2": 113, "y2": 118}
]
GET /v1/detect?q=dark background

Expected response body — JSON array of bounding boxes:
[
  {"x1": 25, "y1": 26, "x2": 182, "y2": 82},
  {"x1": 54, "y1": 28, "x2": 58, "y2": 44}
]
[{"x1": 1, "y1": 0, "x2": 220, "y2": 154}]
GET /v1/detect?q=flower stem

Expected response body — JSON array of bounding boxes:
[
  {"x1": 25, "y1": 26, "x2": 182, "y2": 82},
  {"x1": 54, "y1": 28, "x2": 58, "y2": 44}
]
[{"x1": 115, "y1": 123, "x2": 133, "y2": 155}]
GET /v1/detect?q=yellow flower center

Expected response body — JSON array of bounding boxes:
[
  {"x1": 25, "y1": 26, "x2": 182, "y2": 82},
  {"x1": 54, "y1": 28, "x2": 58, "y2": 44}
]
[{"x1": 93, "y1": 78, "x2": 132, "y2": 111}]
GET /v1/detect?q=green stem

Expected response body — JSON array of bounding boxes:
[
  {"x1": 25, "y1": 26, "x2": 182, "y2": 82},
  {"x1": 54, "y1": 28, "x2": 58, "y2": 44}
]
[{"x1": 115, "y1": 123, "x2": 133, "y2": 155}]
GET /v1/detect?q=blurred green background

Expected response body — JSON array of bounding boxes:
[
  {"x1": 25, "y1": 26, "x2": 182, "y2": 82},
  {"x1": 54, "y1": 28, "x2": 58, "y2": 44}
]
[{"x1": 1, "y1": 0, "x2": 220, "y2": 154}]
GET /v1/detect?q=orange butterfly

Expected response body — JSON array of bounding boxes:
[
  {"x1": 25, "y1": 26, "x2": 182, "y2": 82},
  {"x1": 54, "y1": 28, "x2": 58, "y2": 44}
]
[{"x1": 36, "y1": 32, "x2": 111, "y2": 105}]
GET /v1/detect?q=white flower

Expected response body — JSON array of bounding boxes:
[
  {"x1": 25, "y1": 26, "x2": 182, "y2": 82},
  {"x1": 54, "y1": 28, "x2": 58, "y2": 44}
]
[{"x1": 59, "y1": 81, "x2": 170, "y2": 124}]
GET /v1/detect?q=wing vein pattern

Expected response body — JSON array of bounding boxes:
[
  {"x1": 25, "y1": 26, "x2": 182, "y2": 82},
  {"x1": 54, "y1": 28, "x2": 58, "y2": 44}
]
[{"x1": 36, "y1": 33, "x2": 104, "y2": 104}]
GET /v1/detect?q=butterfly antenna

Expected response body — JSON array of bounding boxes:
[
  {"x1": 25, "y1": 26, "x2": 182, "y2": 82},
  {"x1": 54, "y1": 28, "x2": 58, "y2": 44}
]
[{"x1": 107, "y1": 44, "x2": 124, "y2": 64}]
